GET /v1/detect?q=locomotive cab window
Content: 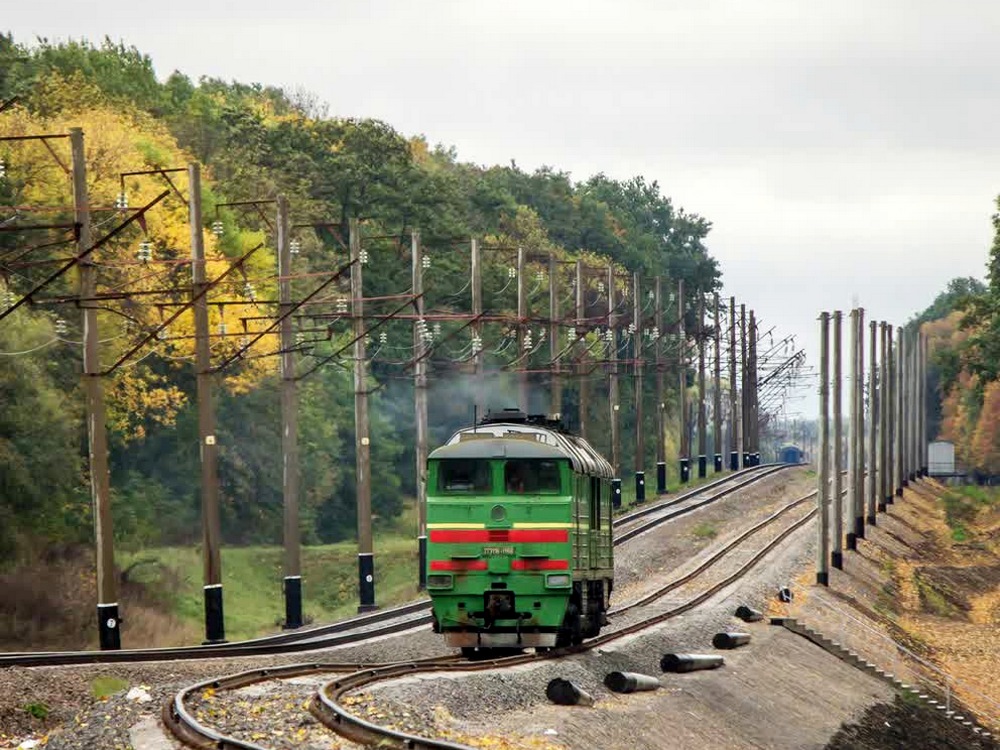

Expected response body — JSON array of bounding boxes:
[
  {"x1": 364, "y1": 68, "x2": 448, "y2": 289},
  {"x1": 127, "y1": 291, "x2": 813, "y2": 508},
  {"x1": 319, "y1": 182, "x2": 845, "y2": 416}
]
[
  {"x1": 504, "y1": 459, "x2": 563, "y2": 494},
  {"x1": 437, "y1": 459, "x2": 492, "y2": 493}
]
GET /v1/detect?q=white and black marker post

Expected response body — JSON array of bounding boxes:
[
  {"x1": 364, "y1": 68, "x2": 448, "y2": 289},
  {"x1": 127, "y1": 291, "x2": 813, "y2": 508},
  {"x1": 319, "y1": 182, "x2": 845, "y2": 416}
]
[
  {"x1": 413, "y1": 230, "x2": 428, "y2": 590},
  {"x1": 817, "y1": 312, "x2": 831, "y2": 586},
  {"x1": 277, "y1": 195, "x2": 303, "y2": 628},
  {"x1": 351, "y1": 219, "x2": 377, "y2": 611},
  {"x1": 831, "y1": 311, "x2": 844, "y2": 569},
  {"x1": 73, "y1": 128, "x2": 120, "y2": 650}
]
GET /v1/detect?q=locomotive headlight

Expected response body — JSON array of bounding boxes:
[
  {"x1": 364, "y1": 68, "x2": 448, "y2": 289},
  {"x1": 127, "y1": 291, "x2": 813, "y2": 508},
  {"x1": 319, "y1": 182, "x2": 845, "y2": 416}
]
[
  {"x1": 545, "y1": 574, "x2": 571, "y2": 588},
  {"x1": 427, "y1": 574, "x2": 453, "y2": 589}
]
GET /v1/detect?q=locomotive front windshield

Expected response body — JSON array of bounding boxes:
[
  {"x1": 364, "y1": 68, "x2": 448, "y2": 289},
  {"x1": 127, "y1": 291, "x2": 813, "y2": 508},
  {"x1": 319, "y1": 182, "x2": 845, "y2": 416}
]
[
  {"x1": 504, "y1": 459, "x2": 561, "y2": 494},
  {"x1": 435, "y1": 458, "x2": 564, "y2": 495},
  {"x1": 438, "y1": 459, "x2": 492, "y2": 492}
]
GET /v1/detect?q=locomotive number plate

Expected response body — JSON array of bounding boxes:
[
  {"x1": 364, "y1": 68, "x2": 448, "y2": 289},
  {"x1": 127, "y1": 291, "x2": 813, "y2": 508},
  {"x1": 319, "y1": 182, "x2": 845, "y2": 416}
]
[{"x1": 482, "y1": 545, "x2": 515, "y2": 557}]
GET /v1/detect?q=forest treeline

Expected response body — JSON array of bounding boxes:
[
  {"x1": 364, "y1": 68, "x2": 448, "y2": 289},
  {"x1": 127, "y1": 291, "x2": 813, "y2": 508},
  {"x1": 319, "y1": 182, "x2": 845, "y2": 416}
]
[
  {"x1": 0, "y1": 35, "x2": 721, "y2": 557},
  {"x1": 916, "y1": 198, "x2": 1000, "y2": 475}
]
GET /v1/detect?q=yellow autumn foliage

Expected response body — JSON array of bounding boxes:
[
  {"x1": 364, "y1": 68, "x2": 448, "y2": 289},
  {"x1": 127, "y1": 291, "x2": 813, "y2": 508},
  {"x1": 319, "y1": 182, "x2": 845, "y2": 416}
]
[{"x1": 2, "y1": 75, "x2": 278, "y2": 440}]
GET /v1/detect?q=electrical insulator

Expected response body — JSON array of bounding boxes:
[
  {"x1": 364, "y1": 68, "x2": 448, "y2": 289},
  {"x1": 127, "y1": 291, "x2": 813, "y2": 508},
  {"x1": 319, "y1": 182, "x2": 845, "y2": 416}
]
[
  {"x1": 523, "y1": 331, "x2": 533, "y2": 350},
  {"x1": 0, "y1": 160, "x2": 6, "y2": 179},
  {"x1": 290, "y1": 239, "x2": 301, "y2": 255},
  {"x1": 628, "y1": 322, "x2": 636, "y2": 335},
  {"x1": 433, "y1": 322, "x2": 442, "y2": 337},
  {"x1": 507, "y1": 267, "x2": 516, "y2": 279},
  {"x1": 115, "y1": 193, "x2": 128, "y2": 211},
  {"x1": 295, "y1": 332, "x2": 305, "y2": 345},
  {"x1": 218, "y1": 322, "x2": 227, "y2": 336},
  {"x1": 54, "y1": 317, "x2": 68, "y2": 335},
  {"x1": 567, "y1": 326, "x2": 577, "y2": 341},
  {"x1": 471, "y1": 333, "x2": 482, "y2": 354},
  {"x1": 137, "y1": 240, "x2": 152, "y2": 263},
  {"x1": 603, "y1": 328, "x2": 614, "y2": 343},
  {"x1": 535, "y1": 270, "x2": 545, "y2": 283},
  {"x1": 243, "y1": 282, "x2": 256, "y2": 300},
  {"x1": 597, "y1": 281, "x2": 605, "y2": 294},
  {"x1": 359, "y1": 249, "x2": 369, "y2": 265},
  {"x1": 379, "y1": 331, "x2": 388, "y2": 345},
  {"x1": 212, "y1": 220, "x2": 224, "y2": 237},
  {"x1": 1, "y1": 288, "x2": 14, "y2": 308},
  {"x1": 365, "y1": 334, "x2": 372, "y2": 346},
  {"x1": 422, "y1": 255, "x2": 431, "y2": 269},
  {"x1": 337, "y1": 298, "x2": 348, "y2": 314}
]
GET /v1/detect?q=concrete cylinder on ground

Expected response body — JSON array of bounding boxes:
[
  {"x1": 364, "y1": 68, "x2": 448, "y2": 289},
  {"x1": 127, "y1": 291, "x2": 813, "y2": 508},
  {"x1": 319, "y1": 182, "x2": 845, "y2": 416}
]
[
  {"x1": 660, "y1": 654, "x2": 725, "y2": 673},
  {"x1": 546, "y1": 678, "x2": 595, "y2": 706},
  {"x1": 712, "y1": 632, "x2": 752, "y2": 649},
  {"x1": 604, "y1": 672, "x2": 662, "y2": 693}
]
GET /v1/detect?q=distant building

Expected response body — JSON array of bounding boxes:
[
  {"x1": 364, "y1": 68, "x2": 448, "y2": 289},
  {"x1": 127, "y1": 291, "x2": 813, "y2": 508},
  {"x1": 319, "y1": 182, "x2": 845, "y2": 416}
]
[
  {"x1": 779, "y1": 445, "x2": 804, "y2": 464},
  {"x1": 928, "y1": 441, "x2": 957, "y2": 477}
]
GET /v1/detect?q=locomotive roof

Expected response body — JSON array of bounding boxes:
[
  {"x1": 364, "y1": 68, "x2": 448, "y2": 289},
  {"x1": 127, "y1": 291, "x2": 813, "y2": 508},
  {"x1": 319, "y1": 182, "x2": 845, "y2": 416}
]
[{"x1": 430, "y1": 423, "x2": 614, "y2": 478}]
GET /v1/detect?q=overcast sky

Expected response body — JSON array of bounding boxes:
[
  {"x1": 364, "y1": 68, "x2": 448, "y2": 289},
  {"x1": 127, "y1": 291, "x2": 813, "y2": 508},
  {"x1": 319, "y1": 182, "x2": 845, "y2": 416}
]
[{"x1": 7, "y1": 1, "x2": 999, "y2": 421}]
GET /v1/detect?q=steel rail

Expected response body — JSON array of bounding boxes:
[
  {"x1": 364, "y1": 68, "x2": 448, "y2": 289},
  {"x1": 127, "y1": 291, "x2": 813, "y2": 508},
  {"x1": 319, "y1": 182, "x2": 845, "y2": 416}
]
[
  {"x1": 0, "y1": 465, "x2": 796, "y2": 669},
  {"x1": 310, "y1": 502, "x2": 819, "y2": 750},
  {"x1": 165, "y1": 475, "x2": 813, "y2": 749},
  {"x1": 614, "y1": 464, "x2": 791, "y2": 543}
]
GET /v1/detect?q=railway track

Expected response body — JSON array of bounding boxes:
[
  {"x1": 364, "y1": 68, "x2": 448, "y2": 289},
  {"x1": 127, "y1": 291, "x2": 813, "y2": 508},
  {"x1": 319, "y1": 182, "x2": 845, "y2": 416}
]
[
  {"x1": 165, "y1": 482, "x2": 817, "y2": 750},
  {"x1": 0, "y1": 463, "x2": 792, "y2": 670}
]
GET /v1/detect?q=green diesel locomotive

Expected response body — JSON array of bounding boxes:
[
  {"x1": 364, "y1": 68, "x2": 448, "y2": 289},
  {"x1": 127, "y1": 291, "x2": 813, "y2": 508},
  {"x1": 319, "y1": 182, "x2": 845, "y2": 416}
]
[{"x1": 426, "y1": 409, "x2": 614, "y2": 656}]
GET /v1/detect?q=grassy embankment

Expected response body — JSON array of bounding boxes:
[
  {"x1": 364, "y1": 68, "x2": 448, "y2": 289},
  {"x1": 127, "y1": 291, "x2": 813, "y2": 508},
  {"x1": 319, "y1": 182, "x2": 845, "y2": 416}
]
[
  {"x1": 127, "y1": 471, "x2": 735, "y2": 643},
  {"x1": 119, "y1": 504, "x2": 423, "y2": 643}
]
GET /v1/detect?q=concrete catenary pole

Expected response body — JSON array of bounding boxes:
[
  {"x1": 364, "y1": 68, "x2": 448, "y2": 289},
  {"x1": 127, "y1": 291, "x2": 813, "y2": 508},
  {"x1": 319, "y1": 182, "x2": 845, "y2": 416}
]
[
  {"x1": 831, "y1": 311, "x2": 844, "y2": 569},
  {"x1": 846, "y1": 309, "x2": 859, "y2": 551},
  {"x1": 517, "y1": 247, "x2": 529, "y2": 413},
  {"x1": 412, "y1": 230, "x2": 429, "y2": 590},
  {"x1": 634, "y1": 273, "x2": 645, "y2": 502},
  {"x1": 740, "y1": 304, "x2": 748, "y2": 468},
  {"x1": 893, "y1": 326, "x2": 906, "y2": 497},
  {"x1": 73, "y1": 128, "x2": 120, "y2": 650},
  {"x1": 351, "y1": 219, "x2": 376, "y2": 611},
  {"x1": 189, "y1": 163, "x2": 225, "y2": 642},
  {"x1": 867, "y1": 319, "x2": 878, "y2": 526},
  {"x1": 655, "y1": 277, "x2": 667, "y2": 493},
  {"x1": 713, "y1": 293, "x2": 723, "y2": 472},
  {"x1": 898, "y1": 329, "x2": 908, "y2": 490},
  {"x1": 729, "y1": 297, "x2": 740, "y2": 471},
  {"x1": 277, "y1": 195, "x2": 302, "y2": 627},
  {"x1": 885, "y1": 324, "x2": 895, "y2": 504},
  {"x1": 878, "y1": 322, "x2": 889, "y2": 512},
  {"x1": 853, "y1": 309, "x2": 866, "y2": 541},
  {"x1": 549, "y1": 253, "x2": 562, "y2": 419},
  {"x1": 749, "y1": 310, "x2": 759, "y2": 465},
  {"x1": 697, "y1": 294, "x2": 707, "y2": 478},
  {"x1": 471, "y1": 239, "x2": 484, "y2": 417},
  {"x1": 575, "y1": 260, "x2": 588, "y2": 440},
  {"x1": 903, "y1": 331, "x2": 910, "y2": 483},
  {"x1": 817, "y1": 312, "x2": 831, "y2": 585},
  {"x1": 678, "y1": 280, "x2": 689, "y2": 482},
  {"x1": 921, "y1": 330, "x2": 928, "y2": 475},
  {"x1": 608, "y1": 266, "x2": 621, "y2": 478}
]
